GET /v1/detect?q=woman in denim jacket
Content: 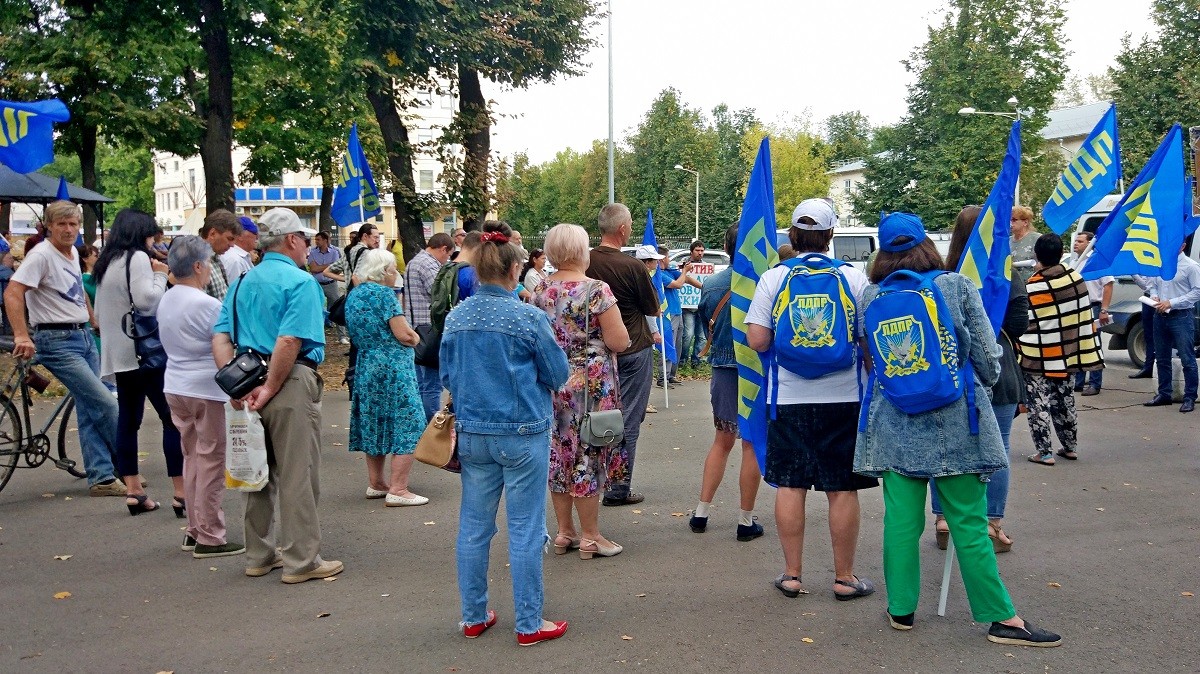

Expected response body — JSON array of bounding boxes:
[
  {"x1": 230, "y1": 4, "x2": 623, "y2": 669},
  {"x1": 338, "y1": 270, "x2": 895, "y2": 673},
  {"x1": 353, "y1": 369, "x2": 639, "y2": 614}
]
[
  {"x1": 440, "y1": 229, "x2": 571, "y2": 647},
  {"x1": 855, "y1": 213, "x2": 1060, "y2": 648}
]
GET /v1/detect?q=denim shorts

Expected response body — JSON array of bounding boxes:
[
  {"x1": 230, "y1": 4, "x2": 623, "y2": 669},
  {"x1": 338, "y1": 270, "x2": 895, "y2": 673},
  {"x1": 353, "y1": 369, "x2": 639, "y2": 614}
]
[{"x1": 766, "y1": 402, "x2": 878, "y2": 492}]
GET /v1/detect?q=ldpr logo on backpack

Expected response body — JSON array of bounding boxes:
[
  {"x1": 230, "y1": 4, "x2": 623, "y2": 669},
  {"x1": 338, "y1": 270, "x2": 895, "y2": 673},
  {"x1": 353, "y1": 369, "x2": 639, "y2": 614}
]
[
  {"x1": 873, "y1": 314, "x2": 930, "y2": 377},
  {"x1": 787, "y1": 294, "x2": 836, "y2": 348}
]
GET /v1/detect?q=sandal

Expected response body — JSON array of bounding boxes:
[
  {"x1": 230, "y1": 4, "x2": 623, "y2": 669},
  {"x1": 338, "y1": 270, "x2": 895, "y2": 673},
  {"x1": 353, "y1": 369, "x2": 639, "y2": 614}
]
[
  {"x1": 1055, "y1": 449, "x2": 1078, "y2": 461},
  {"x1": 126, "y1": 493, "x2": 160, "y2": 516},
  {"x1": 553, "y1": 534, "x2": 580, "y2": 555},
  {"x1": 773, "y1": 573, "x2": 807, "y2": 598},
  {"x1": 833, "y1": 576, "x2": 876, "y2": 601},
  {"x1": 988, "y1": 520, "x2": 1013, "y2": 553},
  {"x1": 1027, "y1": 452, "x2": 1055, "y2": 466},
  {"x1": 934, "y1": 515, "x2": 950, "y2": 550}
]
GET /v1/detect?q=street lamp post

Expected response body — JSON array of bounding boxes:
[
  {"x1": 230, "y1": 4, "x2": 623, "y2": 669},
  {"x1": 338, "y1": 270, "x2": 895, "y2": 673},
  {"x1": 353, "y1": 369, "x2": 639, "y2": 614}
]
[
  {"x1": 674, "y1": 164, "x2": 699, "y2": 242},
  {"x1": 606, "y1": 0, "x2": 614, "y2": 204},
  {"x1": 958, "y1": 96, "x2": 1022, "y2": 204}
]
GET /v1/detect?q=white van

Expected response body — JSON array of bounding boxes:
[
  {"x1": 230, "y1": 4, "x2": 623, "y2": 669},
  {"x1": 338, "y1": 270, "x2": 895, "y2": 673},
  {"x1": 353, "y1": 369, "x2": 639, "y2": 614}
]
[{"x1": 774, "y1": 227, "x2": 953, "y2": 272}]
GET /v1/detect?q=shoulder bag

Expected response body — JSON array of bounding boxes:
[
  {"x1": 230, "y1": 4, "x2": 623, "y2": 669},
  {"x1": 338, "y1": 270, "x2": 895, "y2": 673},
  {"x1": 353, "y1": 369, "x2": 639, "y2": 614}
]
[
  {"x1": 120, "y1": 254, "x2": 168, "y2": 370},
  {"x1": 414, "y1": 401, "x2": 457, "y2": 470},
  {"x1": 577, "y1": 282, "x2": 624, "y2": 447},
  {"x1": 213, "y1": 271, "x2": 269, "y2": 399}
]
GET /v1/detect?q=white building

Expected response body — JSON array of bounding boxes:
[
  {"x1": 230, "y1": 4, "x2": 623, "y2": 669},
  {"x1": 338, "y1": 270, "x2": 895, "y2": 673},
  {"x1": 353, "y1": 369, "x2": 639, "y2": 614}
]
[
  {"x1": 154, "y1": 86, "x2": 461, "y2": 240},
  {"x1": 827, "y1": 101, "x2": 1112, "y2": 223}
]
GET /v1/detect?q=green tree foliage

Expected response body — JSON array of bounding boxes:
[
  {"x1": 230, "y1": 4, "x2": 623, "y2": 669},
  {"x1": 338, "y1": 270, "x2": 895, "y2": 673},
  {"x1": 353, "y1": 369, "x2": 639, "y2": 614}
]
[
  {"x1": 44, "y1": 141, "x2": 155, "y2": 215},
  {"x1": 744, "y1": 117, "x2": 831, "y2": 228},
  {"x1": 1110, "y1": 0, "x2": 1200, "y2": 171},
  {"x1": 854, "y1": 0, "x2": 1068, "y2": 228},
  {"x1": 824, "y1": 111, "x2": 872, "y2": 164},
  {"x1": 494, "y1": 140, "x2": 621, "y2": 237}
]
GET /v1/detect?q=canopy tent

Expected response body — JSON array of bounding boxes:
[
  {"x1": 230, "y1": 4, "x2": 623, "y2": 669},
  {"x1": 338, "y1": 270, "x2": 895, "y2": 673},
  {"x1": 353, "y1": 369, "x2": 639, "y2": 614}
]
[{"x1": 0, "y1": 163, "x2": 114, "y2": 204}]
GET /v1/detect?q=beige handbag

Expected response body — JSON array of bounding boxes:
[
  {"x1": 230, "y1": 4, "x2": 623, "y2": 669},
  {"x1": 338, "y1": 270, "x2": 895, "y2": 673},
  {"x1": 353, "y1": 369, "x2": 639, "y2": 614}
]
[{"x1": 414, "y1": 404, "x2": 457, "y2": 469}]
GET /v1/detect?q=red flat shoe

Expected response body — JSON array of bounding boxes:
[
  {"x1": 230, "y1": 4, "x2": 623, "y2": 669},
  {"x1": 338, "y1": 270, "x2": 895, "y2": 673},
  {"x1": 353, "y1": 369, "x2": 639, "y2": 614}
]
[
  {"x1": 516, "y1": 620, "x2": 568, "y2": 647},
  {"x1": 462, "y1": 609, "x2": 497, "y2": 638}
]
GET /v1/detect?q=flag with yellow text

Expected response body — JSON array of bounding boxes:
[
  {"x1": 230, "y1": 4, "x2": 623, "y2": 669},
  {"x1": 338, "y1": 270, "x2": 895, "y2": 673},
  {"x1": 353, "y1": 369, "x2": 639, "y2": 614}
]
[
  {"x1": 0, "y1": 99, "x2": 70, "y2": 174},
  {"x1": 1043, "y1": 103, "x2": 1121, "y2": 234},
  {"x1": 732, "y1": 138, "x2": 779, "y2": 474},
  {"x1": 331, "y1": 122, "x2": 382, "y2": 227}
]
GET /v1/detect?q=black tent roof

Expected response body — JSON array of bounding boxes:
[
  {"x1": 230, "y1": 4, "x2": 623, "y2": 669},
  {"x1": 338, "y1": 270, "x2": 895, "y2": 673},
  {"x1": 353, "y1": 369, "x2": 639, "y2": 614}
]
[{"x1": 0, "y1": 163, "x2": 114, "y2": 204}]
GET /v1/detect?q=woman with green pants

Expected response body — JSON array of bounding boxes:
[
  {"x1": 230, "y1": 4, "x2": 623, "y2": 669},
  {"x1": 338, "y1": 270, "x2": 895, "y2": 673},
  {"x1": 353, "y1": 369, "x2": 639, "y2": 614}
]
[{"x1": 854, "y1": 213, "x2": 1061, "y2": 647}]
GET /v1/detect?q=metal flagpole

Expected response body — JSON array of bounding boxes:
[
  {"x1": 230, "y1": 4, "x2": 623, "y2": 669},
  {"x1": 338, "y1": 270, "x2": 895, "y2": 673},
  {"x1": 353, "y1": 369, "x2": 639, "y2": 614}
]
[
  {"x1": 937, "y1": 539, "x2": 955, "y2": 616},
  {"x1": 659, "y1": 314, "x2": 669, "y2": 408}
]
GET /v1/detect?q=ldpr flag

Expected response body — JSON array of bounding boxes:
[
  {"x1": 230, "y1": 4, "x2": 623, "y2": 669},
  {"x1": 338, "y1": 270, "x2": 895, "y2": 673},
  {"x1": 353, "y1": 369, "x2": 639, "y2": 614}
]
[
  {"x1": 56, "y1": 176, "x2": 70, "y2": 200},
  {"x1": 642, "y1": 209, "x2": 676, "y2": 364},
  {"x1": 732, "y1": 137, "x2": 779, "y2": 475},
  {"x1": 331, "y1": 122, "x2": 382, "y2": 227},
  {"x1": 957, "y1": 120, "x2": 1020, "y2": 337},
  {"x1": 1082, "y1": 124, "x2": 1189, "y2": 281},
  {"x1": 1043, "y1": 103, "x2": 1122, "y2": 234},
  {"x1": 0, "y1": 99, "x2": 70, "y2": 174}
]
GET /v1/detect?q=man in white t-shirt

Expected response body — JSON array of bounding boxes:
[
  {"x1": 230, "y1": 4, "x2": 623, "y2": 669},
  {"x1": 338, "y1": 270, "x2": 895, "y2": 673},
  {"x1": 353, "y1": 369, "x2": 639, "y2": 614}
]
[
  {"x1": 3, "y1": 201, "x2": 123, "y2": 496},
  {"x1": 1070, "y1": 232, "x2": 1113, "y2": 396},
  {"x1": 745, "y1": 198, "x2": 878, "y2": 601}
]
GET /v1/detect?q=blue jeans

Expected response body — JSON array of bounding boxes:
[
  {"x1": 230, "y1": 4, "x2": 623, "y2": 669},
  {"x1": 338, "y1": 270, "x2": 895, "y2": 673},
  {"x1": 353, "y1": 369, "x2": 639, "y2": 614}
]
[
  {"x1": 456, "y1": 430, "x2": 550, "y2": 634},
  {"x1": 33, "y1": 328, "x2": 118, "y2": 486},
  {"x1": 931, "y1": 402, "x2": 1017, "y2": 519},
  {"x1": 1075, "y1": 306, "x2": 1103, "y2": 389},
  {"x1": 414, "y1": 363, "x2": 441, "y2": 422},
  {"x1": 680, "y1": 310, "x2": 706, "y2": 364},
  {"x1": 1155, "y1": 308, "x2": 1197, "y2": 400}
]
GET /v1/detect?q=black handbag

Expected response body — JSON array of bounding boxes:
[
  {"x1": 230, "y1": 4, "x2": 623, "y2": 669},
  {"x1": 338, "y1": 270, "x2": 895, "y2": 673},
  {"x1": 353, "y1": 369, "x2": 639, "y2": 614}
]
[
  {"x1": 214, "y1": 271, "x2": 269, "y2": 399},
  {"x1": 413, "y1": 323, "x2": 440, "y2": 368},
  {"x1": 121, "y1": 256, "x2": 168, "y2": 370}
]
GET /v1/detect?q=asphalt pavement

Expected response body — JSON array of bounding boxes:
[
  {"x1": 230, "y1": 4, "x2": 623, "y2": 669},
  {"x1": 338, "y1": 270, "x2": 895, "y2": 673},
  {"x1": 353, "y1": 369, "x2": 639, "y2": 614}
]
[{"x1": 1, "y1": 346, "x2": 1197, "y2": 673}]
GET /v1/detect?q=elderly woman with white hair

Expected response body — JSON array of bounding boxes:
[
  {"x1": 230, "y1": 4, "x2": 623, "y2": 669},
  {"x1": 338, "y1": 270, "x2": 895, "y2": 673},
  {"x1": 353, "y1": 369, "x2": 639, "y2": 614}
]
[
  {"x1": 158, "y1": 235, "x2": 245, "y2": 558},
  {"x1": 345, "y1": 247, "x2": 428, "y2": 506}
]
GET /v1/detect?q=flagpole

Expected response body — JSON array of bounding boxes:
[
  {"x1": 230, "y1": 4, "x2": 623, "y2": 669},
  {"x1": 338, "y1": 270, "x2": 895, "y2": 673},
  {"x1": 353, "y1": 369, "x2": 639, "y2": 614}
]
[
  {"x1": 937, "y1": 540, "x2": 955, "y2": 616},
  {"x1": 659, "y1": 314, "x2": 669, "y2": 408}
]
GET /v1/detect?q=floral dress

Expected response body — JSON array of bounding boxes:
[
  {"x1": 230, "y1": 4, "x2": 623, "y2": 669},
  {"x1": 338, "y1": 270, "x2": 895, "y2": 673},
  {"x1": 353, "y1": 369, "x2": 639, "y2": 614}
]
[
  {"x1": 345, "y1": 282, "x2": 425, "y2": 456},
  {"x1": 533, "y1": 278, "x2": 626, "y2": 496}
]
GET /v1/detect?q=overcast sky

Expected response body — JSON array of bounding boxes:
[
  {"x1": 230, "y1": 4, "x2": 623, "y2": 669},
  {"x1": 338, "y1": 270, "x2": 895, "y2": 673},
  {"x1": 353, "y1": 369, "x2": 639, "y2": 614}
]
[{"x1": 484, "y1": 0, "x2": 1158, "y2": 164}]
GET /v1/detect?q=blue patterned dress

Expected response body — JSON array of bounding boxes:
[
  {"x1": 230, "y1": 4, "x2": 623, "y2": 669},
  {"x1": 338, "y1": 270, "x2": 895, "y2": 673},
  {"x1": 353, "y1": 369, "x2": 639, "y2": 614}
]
[{"x1": 345, "y1": 282, "x2": 425, "y2": 456}]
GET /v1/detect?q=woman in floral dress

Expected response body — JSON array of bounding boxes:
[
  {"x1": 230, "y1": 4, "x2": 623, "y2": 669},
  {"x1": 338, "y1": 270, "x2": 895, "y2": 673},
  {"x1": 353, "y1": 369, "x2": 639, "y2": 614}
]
[
  {"x1": 345, "y1": 249, "x2": 429, "y2": 507},
  {"x1": 533, "y1": 224, "x2": 631, "y2": 560}
]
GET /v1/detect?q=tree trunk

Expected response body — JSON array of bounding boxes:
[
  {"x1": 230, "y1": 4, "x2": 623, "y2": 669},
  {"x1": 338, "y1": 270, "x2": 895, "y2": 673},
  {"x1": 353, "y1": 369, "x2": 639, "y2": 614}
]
[
  {"x1": 365, "y1": 74, "x2": 424, "y2": 262},
  {"x1": 319, "y1": 164, "x2": 335, "y2": 234},
  {"x1": 78, "y1": 122, "x2": 99, "y2": 244},
  {"x1": 457, "y1": 65, "x2": 490, "y2": 231},
  {"x1": 0, "y1": 202, "x2": 10, "y2": 236},
  {"x1": 197, "y1": 0, "x2": 235, "y2": 214}
]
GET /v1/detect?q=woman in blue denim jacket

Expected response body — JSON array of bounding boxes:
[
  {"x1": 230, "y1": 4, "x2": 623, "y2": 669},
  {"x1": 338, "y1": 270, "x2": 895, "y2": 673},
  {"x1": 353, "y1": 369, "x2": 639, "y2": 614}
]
[
  {"x1": 440, "y1": 229, "x2": 571, "y2": 647},
  {"x1": 854, "y1": 213, "x2": 1060, "y2": 648}
]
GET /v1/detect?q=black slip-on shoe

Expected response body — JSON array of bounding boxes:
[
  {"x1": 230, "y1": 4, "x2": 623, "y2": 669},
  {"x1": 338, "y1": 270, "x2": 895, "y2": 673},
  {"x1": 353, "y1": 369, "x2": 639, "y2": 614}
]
[{"x1": 987, "y1": 620, "x2": 1062, "y2": 647}]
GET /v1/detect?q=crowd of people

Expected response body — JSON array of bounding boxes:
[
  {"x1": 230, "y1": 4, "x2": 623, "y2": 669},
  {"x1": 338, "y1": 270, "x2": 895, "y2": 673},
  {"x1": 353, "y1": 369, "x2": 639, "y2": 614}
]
[{"x1": 10, "y1": 192, "x2": 1200, "y2": 650}]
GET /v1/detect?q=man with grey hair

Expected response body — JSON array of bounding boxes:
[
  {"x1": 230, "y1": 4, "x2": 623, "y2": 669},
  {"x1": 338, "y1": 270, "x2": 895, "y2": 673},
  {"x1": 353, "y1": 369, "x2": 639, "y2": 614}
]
[
  {"x1": 200, "y1": 209, "x2": 243, "y2": 300},
  {"x1": 587, "y1": 202, "x2": 661, "y2": 506},
  {"x1": 212, "y1": 207, "x2": 343, "y2": 583}
]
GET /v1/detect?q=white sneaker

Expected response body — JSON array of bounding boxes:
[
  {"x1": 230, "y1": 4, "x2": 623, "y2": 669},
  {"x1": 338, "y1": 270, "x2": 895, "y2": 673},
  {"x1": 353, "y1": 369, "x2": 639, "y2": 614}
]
[{"x1": 385, "y1": 493, "x2": 429, "y2": 507}]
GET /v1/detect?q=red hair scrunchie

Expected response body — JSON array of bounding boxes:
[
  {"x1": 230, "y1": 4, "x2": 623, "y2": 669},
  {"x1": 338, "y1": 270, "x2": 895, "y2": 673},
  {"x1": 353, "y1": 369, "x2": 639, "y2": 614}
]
[{"x1": 480, "y1": 231, "x2": 509, "y2": 244}]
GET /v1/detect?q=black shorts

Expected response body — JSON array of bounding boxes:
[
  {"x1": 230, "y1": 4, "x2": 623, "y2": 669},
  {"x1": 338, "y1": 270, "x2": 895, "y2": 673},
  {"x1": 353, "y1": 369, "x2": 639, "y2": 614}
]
[{"x1": 765, "y1": 402, "x2": 878, "y2": 492}]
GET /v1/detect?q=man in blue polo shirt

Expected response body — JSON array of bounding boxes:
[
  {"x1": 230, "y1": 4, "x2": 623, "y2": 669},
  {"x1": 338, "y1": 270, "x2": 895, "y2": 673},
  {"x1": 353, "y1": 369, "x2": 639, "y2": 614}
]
[{"x1": 213, "y1": 207, "x2": 343, "y2": 585}]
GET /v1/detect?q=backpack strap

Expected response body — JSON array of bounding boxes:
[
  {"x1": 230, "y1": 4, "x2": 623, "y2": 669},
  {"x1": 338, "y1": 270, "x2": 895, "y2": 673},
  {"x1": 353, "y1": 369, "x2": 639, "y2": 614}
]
[{"x1": 698, "y1": 290, "x2": 732, "y2": 359}]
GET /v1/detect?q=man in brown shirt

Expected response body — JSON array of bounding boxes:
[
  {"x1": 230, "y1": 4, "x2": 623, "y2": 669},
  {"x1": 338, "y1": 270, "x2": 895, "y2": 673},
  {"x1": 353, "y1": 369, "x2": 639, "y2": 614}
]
[{"x1": 587, "y1": 202, "x2": 660, "y2": 506}]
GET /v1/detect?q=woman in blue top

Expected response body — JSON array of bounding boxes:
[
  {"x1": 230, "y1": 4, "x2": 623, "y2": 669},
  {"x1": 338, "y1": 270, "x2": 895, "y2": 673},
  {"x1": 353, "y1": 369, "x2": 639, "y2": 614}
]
[
  {"x1": 855, "y1": 213, "x2": 1060, "y2": 647},
  {"x1": 440, "y1": 230, "x2": 571, "y2": 647}
]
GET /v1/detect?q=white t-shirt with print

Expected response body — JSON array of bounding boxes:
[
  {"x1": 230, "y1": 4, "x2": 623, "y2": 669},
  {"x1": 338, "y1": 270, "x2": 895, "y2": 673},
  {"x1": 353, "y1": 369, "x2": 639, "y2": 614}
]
[
  {"x1": 745, "y1": 261, "x2": 868, "y2": 404},
  {"x1": 11, "y1": 242, "x2": 89, "y2": 325}
]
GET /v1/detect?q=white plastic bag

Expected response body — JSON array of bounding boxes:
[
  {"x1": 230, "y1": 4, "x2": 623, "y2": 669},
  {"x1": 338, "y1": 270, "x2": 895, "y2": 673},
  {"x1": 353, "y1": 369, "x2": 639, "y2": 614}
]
[{"x1": 224, "y1": 403, "x2": 268, "y2": 492}]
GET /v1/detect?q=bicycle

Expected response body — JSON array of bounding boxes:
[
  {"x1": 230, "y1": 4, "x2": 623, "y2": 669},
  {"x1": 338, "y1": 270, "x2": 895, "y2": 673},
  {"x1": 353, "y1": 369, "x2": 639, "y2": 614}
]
[{"x1": 0, "y1": 336, "x2": 83, "y2": 495}]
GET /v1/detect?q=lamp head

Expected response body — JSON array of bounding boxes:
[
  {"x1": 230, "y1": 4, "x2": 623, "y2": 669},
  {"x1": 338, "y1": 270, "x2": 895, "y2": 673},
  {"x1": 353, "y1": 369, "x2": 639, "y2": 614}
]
[
  {"x1": 674, "y1": 164, "x2": 685, "y2": 170},
  {"x1": 1006, "y1": 96, "x2": 1019, "y2": 107},
  {"x1": 958, "y1": 107, "x2": 976, "y2": 115}
]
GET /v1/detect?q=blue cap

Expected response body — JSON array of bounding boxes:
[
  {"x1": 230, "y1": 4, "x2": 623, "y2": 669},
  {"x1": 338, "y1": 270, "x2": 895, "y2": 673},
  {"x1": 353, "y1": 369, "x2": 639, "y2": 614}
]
[
  {"x1": 878, "y1": 212, "x2": 926, "y2": 253},
  {"x1": 237, "y1": 216, "x2": 258, "y2": 235}
]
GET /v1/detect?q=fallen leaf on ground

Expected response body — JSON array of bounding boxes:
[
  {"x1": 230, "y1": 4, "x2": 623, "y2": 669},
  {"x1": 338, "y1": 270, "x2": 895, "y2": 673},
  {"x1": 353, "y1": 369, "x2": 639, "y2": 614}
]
[
  {"x1": 156, "y1": 671, "x2": 175, "y2": 674},
  {"x1": 671, "y1": 512, "x2": 685, "y2": 517},
  {"x1": 424, "y1": 521, "x2": 436, "y2": 526},
  {"x1": 672, "y1": 447, "x2": 681, "y2": 451},
  {"x1": 137, "y1": 451, "x2": 149, "y2": 457},
  {"x1": 317, "y1": 612, "x2": 331, "y2": 618},
  {"x1": 53, "y1": 591, "x2": 71, "y2": 599},
  {"x1": 53, "y1": 555, "x2": 72, "y2": 561},
  {"x1": 1182, "y1": 592, "x2": 1194, "y2": 597},
  {"x1": 41, "y1": 493, "x2": 54, "y2": 498},
  {"x1": 801, "y1": 637, "x2": 814, "y2": 644},
  {"x1": 381, "y1": 594, "x2": 390, "y2": 597},
  {"x1": 631, "y1": 521, "x2": 639, "y2": 524},
  {"x1": 332, "y1": 442, "x2": 344, "y2": 447},
  {"x1": 801, "y1": 612, "x2": 816, "y2": 616},
  {"x1": 63, "y1": 496, "x2": 72, "y2": 501},
  {"x1": 1047, "y1": 582, "x2": 1062, "y2": 588},
  {"x1": 636, "y1": 593, "x2": 646, "y2": 598},
  {"x1": 323, "y1": 576, "x2": 337, "y2": 582},
  {"x1": 620, "y1": 635, "x2": 633, "y2": 641},
  {"x1": 1005, "y1": 653, "x2": 1015, "y2": 658},
  {"x1": 1096, "y1": 507, "x2": 1105, "y2": 512},
  {"x1": 209, "y1": 567, "x2": 218, "y2": 572},
  {"x1": 631, "y1": 509, "x2": 642, "y2": 514}
]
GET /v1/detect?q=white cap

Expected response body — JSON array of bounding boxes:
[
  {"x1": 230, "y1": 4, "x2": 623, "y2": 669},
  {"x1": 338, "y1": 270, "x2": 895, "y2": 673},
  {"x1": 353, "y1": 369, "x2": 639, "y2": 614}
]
[
  {"x1": 634, "y1": 244, "x2": 664, "y2": 260},
  {"x1": 258, "y1": 208, "x2": 317, "y2": 237},
  {"x1": 791, "y1": 199, "x2": 839, "y2": 230}
]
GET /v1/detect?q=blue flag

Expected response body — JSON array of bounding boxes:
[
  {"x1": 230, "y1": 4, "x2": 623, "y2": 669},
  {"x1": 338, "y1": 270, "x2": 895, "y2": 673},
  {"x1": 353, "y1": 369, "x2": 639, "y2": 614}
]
[
  {"x1": 732, "y1": 138, "x2": 779, "y2": 475},
  {"x1": 56, "y1": 175, "x2": 70, "y2": 200},
  {"x1": 1082, "y1": 124, "x2": 1189, "y2": 281},
  {"x1": 0, "y1": 99, "x2": 70, "y2": 174},
  {"x1": 642, "y1": 210, "x2": 677, "y2": 363},
  {"x1": 957, "y1": 120, "x2": 1020, "y2": 337},
  {"x1": 331, "y1": 122, "x2": 382, "y2": 227},
  {"x1": 1043, "y1": 103, "x2": 1122, "y2": 234}
]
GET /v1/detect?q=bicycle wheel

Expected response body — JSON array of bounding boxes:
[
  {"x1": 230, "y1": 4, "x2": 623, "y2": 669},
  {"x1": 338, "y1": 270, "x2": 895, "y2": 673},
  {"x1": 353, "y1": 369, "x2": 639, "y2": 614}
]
[
  {"x1": 0, "y1": 399, "x2": 23, "y2": 494},
  {"x1": 56, "y1": 397, "x2": 86, "y2": 479}
]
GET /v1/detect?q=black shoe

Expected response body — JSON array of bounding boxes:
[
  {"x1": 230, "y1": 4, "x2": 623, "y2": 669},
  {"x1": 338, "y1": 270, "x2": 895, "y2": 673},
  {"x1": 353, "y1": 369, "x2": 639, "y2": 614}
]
[
  {"x1": 986, "y1": 620, "x2": 1062, "y2": 647},
  {"x1": 1181, "y1": 399, "x2": 1195, "y2": 413},
  {"x1": 1072, "y1": 384, "x2": 1084, "y2": 392},
  {"x1": 736, "y1": 518, "x2": 764, "y2": 542},
  {"x1": 1129, "y1": 368, "x2": 1153, "y2": 379},
  {"x1": 1081, "y1": 386, "x2": 1099, "y2": 396},
  {"x1": 888, "y1": 612, "x2": 915, "y2": 631},
  {"x1": 1145, "y1": 395, "x2": 1173, "y2": 407},
  {"x1": 667, "y1": 378, "x2": 682, "y2": 385},
  {"x1": 602, "y1": 493, "x2": 645, "y2": 507},
  {"x1": 181, "y1": 534, "x2": 197, "y2": 552},
  {"x1": 193, "y1": 542, "x2": 246, "y2": 559},
  {"x1": 689, "y1": 515, "x2": 708, "y2": 533}
]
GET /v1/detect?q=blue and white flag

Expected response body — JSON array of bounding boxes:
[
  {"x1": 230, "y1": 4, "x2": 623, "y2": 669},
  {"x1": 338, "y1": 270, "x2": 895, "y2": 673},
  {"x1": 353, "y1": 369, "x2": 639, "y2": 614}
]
[
  {"x1": 957, "y1": 120, "x2": 1020, "y2": 336},
  {"x1": 1043, "y1": 103, "x2": 1122, "y2": 234},
  {"x1": 331, "y1": 122, "x2": 382, "y2": 227},
  {"x1": 642, "y1": 210, "x2": 677, "y2": 364},
  {"x1": 732, "y1": 138, "x2": 779, "y2": 475},
  {"x1": 1082, "y1": 124, "x2": 1189, "y2": 281},
  {"x1": 56, "y1": 175, "x2": 70, "y2": 200},
  {"x1": 0, "y1": 99, "x2": 70, "y2": 174}
]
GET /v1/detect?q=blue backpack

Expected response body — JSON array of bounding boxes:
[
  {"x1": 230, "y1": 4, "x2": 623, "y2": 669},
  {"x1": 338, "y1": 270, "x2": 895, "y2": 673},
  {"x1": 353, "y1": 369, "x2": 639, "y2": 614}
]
[
  {"x1": 859, "y1": 270, "x2": 978, "y2": 434},
  {"x1": 770, "y1": 253, "x2": 858, "y2": 379}
]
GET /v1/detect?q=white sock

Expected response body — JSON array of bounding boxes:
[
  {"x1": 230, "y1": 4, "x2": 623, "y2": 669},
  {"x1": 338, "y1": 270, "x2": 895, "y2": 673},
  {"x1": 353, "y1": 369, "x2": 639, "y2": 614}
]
[
  {"x1": 694, "y1": 502, "x2": 711, "y2": 518},
  {"x1": 739, "y1": 510, "x2": 754, "y2": 527}
]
